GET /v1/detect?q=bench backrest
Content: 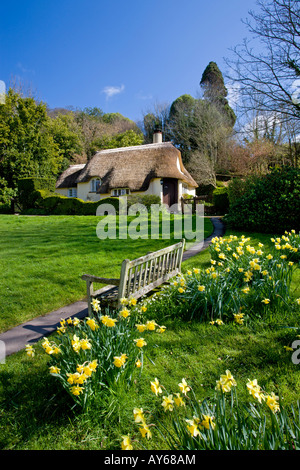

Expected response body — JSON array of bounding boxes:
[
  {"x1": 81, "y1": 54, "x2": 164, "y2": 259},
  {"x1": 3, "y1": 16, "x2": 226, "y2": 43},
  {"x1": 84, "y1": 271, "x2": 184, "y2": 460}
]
[{"x1": 118, "y1": 239, "x2": 185, "y2": 304}]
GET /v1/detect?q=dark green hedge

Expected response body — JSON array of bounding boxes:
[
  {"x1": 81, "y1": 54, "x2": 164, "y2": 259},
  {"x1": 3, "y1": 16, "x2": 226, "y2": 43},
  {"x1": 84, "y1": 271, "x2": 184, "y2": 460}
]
[
  {"x1": 33, "y1": 191, "x2": 121, "y2": 215},
  {"x1": 212, "y1": 186, "x2": 229, "y2": 214},
  {"x1": 18, "y1": 177, "x2": 56, "y2": 210},
  {"x1": 224, "y1": 166, "x2": 300, "y2": 233}
]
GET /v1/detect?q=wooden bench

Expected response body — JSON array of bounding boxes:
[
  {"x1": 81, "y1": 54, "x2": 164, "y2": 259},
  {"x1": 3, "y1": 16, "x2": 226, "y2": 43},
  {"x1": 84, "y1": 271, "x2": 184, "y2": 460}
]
[{"x1": 82, "y1": 239, "x2": 185, "y2": 316}]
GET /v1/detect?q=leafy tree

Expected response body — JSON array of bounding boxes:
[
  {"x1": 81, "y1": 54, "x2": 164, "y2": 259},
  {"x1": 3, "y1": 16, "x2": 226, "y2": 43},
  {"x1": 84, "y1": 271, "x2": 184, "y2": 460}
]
[
  {"x1": 167, "y1": 95, "x2": 230, "y2": 168},
  {"x1": 90, "y1": 129, "x2": 144, "y2": 153},
  {"x1": 49, "y1": 113, "x2": 84, "y2": 171},
  {"x1": 0, "y1": 89, "x2": 62, "y2": 190}
]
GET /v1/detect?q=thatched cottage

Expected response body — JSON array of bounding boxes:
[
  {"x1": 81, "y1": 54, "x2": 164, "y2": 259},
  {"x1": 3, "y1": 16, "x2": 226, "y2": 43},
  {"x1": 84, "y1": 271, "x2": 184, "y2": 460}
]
[{"x1": 55, "y1": 131, "x2": 198, "y2": 206}]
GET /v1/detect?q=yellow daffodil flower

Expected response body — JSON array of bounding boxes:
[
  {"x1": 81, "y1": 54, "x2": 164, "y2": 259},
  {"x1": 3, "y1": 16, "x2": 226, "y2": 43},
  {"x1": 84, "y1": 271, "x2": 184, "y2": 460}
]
[
  {"x1": 246, "y1": 379, "x2": 264, "y2": 403},
  {"x1": 162, "y1": 394, "x2": 174, "y2": 412},
  {"x1": 86, "y1": 317, "x2": 99, "y2": 331},
  {"x1": 25, "y1": 344, "x2": 35, "y2": 358},
  {"x1": 133, "y1": 407, "x2": 145, "y2": 424},
  {"x1": 265, "y1": 392, "x2": 280, "y2": 413},
  {"x1": 201, "y1": 414, "x2": 215, "y2": 430},
  {"x1": 178, "y1": 378, "x2": 191, "y2": 396},
  {"x1": 121, "y1": 435, "x2": 133, "y2": 450},
  {"x1": 134, "y1": 338, "x2": 147, "y2": 348},
  {"x1": 119, "y1": 308, "x2": 130, "y2": 319},
  {"x1": 70, "y1": 385, "x2": 84, "y2": 396},
  {"x1": 150, "y1": 378, "x2": 162, "y2": 396},
  {"x1": 186, "y1": 417, "x2": 201, "y2": 437},
  {"x1": 174, "y1": 393, "x2": 185, "y2": 407},
  {"x1": 139, "y1": 423, "x2": 152, "y2": 439},
  {"x1": 216, "y1": 370, "x2": 237, "y2": 393}
]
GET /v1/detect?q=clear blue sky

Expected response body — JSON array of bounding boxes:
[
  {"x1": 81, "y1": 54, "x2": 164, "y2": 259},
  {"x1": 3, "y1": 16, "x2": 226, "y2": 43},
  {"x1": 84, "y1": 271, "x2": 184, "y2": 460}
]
[{"x1": 0, "y1": 0, "x2": 259, "y2": 123}]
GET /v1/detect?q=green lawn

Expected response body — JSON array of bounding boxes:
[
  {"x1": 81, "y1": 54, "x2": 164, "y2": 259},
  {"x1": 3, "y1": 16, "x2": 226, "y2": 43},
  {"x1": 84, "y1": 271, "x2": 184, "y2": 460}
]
[
  {"x1": 0, "y1": 214, "x2": 213, "y2": 332},
  {"x1": 1, "y1": 218, "x2": 299, "y2": 450}
]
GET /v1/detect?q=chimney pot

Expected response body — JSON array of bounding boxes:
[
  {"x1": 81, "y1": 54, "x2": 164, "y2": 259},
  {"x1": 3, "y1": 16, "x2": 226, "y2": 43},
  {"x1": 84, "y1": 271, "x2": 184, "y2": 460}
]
[{"x1": 153, "y1": 126, "x2": 162, "y2": 144}]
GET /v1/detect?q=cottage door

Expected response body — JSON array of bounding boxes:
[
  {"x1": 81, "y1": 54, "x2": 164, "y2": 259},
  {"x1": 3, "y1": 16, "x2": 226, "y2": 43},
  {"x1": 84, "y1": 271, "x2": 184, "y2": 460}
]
[{"x1": 162, "y1": 178, "x2": 178, "y2": 206}]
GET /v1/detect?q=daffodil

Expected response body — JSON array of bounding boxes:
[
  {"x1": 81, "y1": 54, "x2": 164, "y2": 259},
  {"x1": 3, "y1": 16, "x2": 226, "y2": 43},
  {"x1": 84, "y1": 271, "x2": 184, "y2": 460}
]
[
  {"x1": 198, "y1": 285, "x2": 205, "y2": 292},
  {"x1": 119, "y1": 308, "x2": 130, "y2": 319},
  {"x1": 201, "y1": 414, "x2": 215, "y2": 430},
  {"x1": 162, "y1": 395, "x2": 174, "y2": 412},
  {"x1": 246, "y1": 379, "x2": 264, "y2": 403},
  {"x1": 139, "y1": 423, "x2": 152, "y2": 439},
  {"x1": 101, "y1": 315, "x2": 117, "y2": 327},
  {"x1": 121, "y1": 435, "x2": 133, "y2": 450},
  {"x1": 133, "y1": 407, "x2": 145, "y2": 423},
  {"x1": 233, "y1": 313, "x2": 244, "y2": 325},
  {"x1": 86, "y1": 317, "x2": 99, "y2": 331},
  {"x1": 265, "y1": 392, "x2": 280, "y2": 413},
  {"x1": 136, "y1": 323, "x2": 146, "y2": 332},
  {"x1": 146, "y1": 320, "x2": 157, "y2": 331},
  {"x1": 150, "y1": 378, "x2": 162, "y2": 396},
  {"x1": 49, "y1": 365, "x2": 61, "y2": 374},
  {"x1": 216, "y1": 370, "x2": 237, "y2": 393},
  {"x1": 178, "y1": 378, "x2": 191, "y2": 396},
  {"x1": 113, "y1": 354, "x2": 128, "y2": 368},
  {"x1": 134, "y1": 338, "x2": 147, "y2": 348},
  {"x1": 193, "y1": 268, "x2": 200, "y2": 274},
  {"x1": 135, "y1": 359, "x2": 142, "y2": 368},
  {"x1": 174, "y1": 393, "x2": 185, "y2": 407},
  {"x1": 156, "y1": 325, "x2": 166, "y2": 333},
  {"x1": 186, "y1": 417, "x2": 201, "y2": 437},
  {"x1": 80, "y1": 338, "x2": 92, "y2": 350},
  {"x1": 261, "y1": 298, "x2": 270, "y2": 304},
  {"x1": 91, "y1": 298, "x2": 100, "y2": 312},
  {"x1": 25, "y1": 344, "x2": 35, "y2": 358},
  {"x1": 70, "y1": 385, "x2": 84, "y2": 396}
]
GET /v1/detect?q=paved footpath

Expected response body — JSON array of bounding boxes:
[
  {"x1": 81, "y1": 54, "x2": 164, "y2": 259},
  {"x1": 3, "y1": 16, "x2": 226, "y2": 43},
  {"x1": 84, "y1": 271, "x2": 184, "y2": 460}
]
[{"x1": 0, "y1": 217, "x2": 225, "y2": 357}]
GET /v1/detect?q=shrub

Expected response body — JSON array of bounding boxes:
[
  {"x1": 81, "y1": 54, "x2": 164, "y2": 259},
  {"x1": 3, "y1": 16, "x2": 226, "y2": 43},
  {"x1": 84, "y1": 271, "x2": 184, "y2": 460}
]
[
  {"x1": 224, "y1": 167, "x2": 300, "y2": 233},
  {"x1": 32, "y1": 190, "x2": 121, "y2": 215},
  {"x1": 18, "y1": 177, "x2": 56, "y2": 210},
  {"x1": 127, "y1": 194, "x2": 162, "y2": 212},
  {"x1": 212, "y1": 187, "x2": 229, "y2": 214}
]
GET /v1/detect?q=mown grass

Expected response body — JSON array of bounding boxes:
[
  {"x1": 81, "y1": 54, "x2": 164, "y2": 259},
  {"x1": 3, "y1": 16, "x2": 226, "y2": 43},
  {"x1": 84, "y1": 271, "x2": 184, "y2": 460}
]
[
  {"x1": 0, "y1": 226, "x2": 299, "y2": 450},
  {"x1": 0, "y1": 214, "x2": 213, "y2": 332}
]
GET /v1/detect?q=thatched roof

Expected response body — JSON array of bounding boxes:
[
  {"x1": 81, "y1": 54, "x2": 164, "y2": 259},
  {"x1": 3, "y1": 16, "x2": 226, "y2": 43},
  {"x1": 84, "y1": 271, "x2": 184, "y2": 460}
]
[
  {"x1": 75, "y1": 142, "x2": 198, "y2": 193},
  {"x1": 56, "y1": 164, "x2": 85, "y2": 189}
]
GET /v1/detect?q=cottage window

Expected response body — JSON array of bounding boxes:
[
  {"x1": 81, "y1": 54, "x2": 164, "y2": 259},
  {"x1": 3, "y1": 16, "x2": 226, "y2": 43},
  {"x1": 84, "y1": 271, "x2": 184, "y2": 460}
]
[
  {"x1": 112, "y1": 188, "x2": 130, "y2": 196},
  {"x1": 91, "y1": 178, "x2": 101, "y2": 192},
  {"x1": 68, "y1": 188, "x2": 77, "y2": 197}
]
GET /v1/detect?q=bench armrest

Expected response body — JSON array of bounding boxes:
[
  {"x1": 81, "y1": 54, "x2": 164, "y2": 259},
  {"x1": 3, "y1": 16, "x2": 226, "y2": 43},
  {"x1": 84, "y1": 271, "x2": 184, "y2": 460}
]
[{"x1": 82, "y1": 274, "x2": 120, "y2": 286}]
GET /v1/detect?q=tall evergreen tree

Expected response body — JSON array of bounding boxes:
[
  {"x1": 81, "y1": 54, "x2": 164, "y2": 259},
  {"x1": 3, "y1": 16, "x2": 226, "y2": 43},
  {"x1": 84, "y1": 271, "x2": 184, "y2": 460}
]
[{"x1": 200, "y1": 61, "x2": 236, "y2": 127}]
